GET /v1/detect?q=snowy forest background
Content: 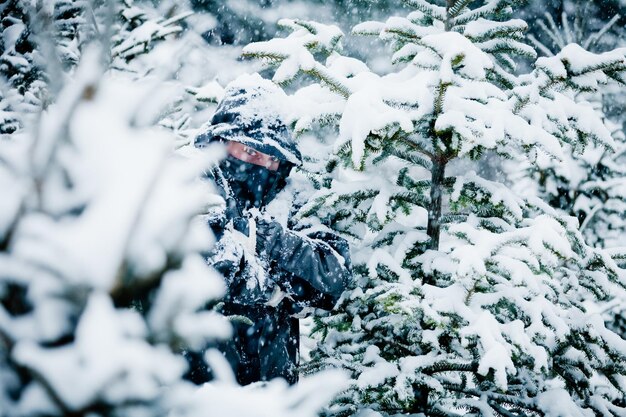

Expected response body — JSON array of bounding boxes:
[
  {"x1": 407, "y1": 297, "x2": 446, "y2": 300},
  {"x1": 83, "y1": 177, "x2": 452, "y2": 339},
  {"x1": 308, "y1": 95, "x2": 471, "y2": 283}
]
[{"x1": 1, "y1": 0, "x2": 626, "y2": 416}]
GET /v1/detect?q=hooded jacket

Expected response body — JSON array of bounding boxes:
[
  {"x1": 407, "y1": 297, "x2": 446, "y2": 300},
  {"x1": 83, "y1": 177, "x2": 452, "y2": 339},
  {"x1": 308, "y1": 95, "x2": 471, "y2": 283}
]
[{"x1": 192, "y1": 74, "x2": 351, "y2": 385}]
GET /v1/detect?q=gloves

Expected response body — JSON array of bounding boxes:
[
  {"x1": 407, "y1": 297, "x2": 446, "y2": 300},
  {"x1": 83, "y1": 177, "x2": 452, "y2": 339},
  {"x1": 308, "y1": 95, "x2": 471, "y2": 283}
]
[
  {"x1": 255, "y1": 219, "x2": 283, "y2": 261},
  {"x1": 224, "y1": 196, "x2": 242, "y2": 220},
  {"x1": 207, "y1": 196, "x2": 244, "y2": 239},
  {"x1": 232, "y1": 217, "x2": 250, "y2": 236}
]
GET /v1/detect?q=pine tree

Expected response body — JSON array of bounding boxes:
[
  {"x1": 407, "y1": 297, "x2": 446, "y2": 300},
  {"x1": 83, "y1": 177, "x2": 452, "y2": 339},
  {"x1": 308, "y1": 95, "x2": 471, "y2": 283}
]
[
  {"x1": 0, "y1": 45, "x2": 220, "y2": 415},
  {"x1": 515, "y1": 0, "x2": 626, "y2": 249},
  {"x1": 512, "y1": 0, "x2": 626, "y2": 341},
  {"x1": 244, "y1": 1, "x2": 626, "y2": 415}
]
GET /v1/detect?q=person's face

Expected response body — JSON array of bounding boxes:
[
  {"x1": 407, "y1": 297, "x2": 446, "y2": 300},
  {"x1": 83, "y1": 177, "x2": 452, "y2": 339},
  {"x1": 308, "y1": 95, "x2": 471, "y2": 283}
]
[{"x1": 227, "y1": 141, "x2": 280, "y2": 171}]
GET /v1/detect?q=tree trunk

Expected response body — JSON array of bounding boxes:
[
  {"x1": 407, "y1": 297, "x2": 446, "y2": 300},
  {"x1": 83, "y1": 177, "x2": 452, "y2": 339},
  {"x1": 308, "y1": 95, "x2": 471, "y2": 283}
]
[
  {"x1": 445, "y1": 0, "x2": 454, "y2": 31},
  {"x1": 427, "y1": 159, "x2": 446, "y2": 251}
]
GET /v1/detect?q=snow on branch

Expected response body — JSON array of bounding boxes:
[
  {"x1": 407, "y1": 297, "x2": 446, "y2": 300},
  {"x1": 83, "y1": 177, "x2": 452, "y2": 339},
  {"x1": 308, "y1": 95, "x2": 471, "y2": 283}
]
[
  {"x1": 242, "y1": 19, "x2": 351, "y2": 97},
  {"x1": 111, "y1": 11, "x2": 192, "y2": 60},
  {"x1": 514, "y1": 44, "x2": 626, "y2": 154}
]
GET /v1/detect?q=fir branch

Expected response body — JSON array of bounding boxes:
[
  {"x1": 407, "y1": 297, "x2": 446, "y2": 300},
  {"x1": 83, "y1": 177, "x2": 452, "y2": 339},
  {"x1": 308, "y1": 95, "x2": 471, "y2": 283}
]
[
  {"x1": 397, "y1": 136, "x2": 437, "y2": 160},
  {"x1": 159, "y1": 11, "x2": 194, "y2": 28},
  {"x1": 440, "y1": 213, "x2": 468, "y2": 224},
  {"x1": 434, "y1": 80, "x2": 451, "y2": 116},
  {"x1": 441, "y1": 382, "x2": 541, "y2": 413},
  {"x1": 241, "y1": 50, "x2": 289, "y2": 63},
  {"x1": 428, "y1": 405, "x2": 464, "y2": 417},
  {"x1": 561, "y1": 12, "x2": 574, "y2": 45},
  {"x1": 421, "y1": 360, "x2": 478, "y2": 374},
  {"x1": 453, "y1": 0, "x2": 511, "y2": 27},
  {"x1": 527, "y1": 34, "x2": 555, "y2": 58},
  {"x1": 304, "y1": 64, "x2": 352, "y2": 99},
  {"x1": 293, "y1": 20, "x2": 321, "y2": 35},
  {"x1": 392, "y1": 191, "x2": 430, "y2": 208},
  {"x1": 448, "y1": 0, "x2": 473, "y2": 20},
  {"x1": 536, "y1": 14, "x2": 565, "y2": 51},
  {"x1": 389, "y1": 146, "x2": 433, "y2": 170},
  {"x1": 397, "y1": 168, "x2": 431, "y2": 190},
  {"x1": 476, "y1": 39, "x2": 536, "y2": 60},
  {"x1": 583, "y1": 14, "x2": 620, "y2": 50},
  {"x1": 488, "y1": 401, "x2": 527, "y2": 417},
  {"x1": 385, "y1": 27, "x2": 421, "y2": 42},
  {"x1": 403, "y1": 0, "x2": 447, "y2": 22},
  {"x1": 352, "y1": 21, "x2": 385, "y2": 37}
]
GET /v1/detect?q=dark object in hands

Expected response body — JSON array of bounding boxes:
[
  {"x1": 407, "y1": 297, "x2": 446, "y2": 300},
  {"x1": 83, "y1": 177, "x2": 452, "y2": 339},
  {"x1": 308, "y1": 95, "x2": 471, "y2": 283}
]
[{"x1": 231, "y1": 217, "x2": 249, "y2": 236}]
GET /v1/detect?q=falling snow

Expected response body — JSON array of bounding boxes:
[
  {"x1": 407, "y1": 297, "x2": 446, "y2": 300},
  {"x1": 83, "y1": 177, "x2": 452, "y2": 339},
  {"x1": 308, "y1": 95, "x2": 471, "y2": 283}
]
[{"x1": 0, "y1": 1, "x2": 625, "y2": 417}]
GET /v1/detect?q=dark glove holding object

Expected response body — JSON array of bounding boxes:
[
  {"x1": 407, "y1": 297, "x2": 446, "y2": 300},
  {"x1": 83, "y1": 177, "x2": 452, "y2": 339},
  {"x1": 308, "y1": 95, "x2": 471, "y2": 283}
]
[
  {"x1": 255, "y1": 219, "x2": 283, "y2": 259},
  {"x1": 231, "y1": 217, "x2": 249, "y2": 236},
  {"x1": 220, "y1": 196, "x2": 249, "y2": 236},
  {"x1": 224, "y1": 196, "x2": 242, "y2": 221},
  {"x1": 208, "y1": 196, "x2": 248, "y2": 239}
]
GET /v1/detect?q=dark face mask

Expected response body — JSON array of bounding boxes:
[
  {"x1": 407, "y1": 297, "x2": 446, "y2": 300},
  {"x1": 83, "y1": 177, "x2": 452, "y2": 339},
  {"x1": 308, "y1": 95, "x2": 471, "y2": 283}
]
[{"x1": 219, "y1": 155, "x2": 288, "y2": 212}]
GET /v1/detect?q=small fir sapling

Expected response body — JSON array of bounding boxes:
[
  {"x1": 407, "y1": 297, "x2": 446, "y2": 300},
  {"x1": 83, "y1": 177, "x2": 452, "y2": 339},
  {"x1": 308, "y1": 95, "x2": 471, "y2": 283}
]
[
  {"x1": 243, "y1": 0, "x2": 626, "y2": 415},
  {"x1": 515, "y1": 2, "x2": 626, "y2": 339},
  {"x1": 513, "y1": 4, "x2": 626, "y2": 250}
]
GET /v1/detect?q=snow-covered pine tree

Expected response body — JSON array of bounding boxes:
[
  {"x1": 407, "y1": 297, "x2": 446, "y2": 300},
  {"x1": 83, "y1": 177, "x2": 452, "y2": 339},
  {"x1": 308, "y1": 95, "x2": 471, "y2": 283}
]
[
  {"x1": 515, "y1": 1, "x2": 626, "y2": 249},
  {"x1": 0, "y1": 46, "x2": 225, "y2": 416},
  {"x1": 514, "y1": 0, "x2": 626, "y2": 341},
  {"x1": 243, "y1": 1, "x2": 626, "y2": 415}
]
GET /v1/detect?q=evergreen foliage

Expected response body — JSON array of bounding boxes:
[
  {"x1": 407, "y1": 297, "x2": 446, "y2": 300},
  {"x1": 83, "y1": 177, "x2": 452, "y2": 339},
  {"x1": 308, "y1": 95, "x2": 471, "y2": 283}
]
[
  {"x1": 0, "y1": 0, "x2": 76, "y2": 135},
  {"x1": 513, "y1": 2, "x2": 626, "y2": 250},
  {"x1": 244, "y1": 0, "x2": 626, "y2": 415},
  {"x1": 523, "y1": 0, "x2": 625, "y2": 57},
  {"x1": 0, "y1": 0, "x2": 190, "y2": 138},
  {"x1": 0, "y1": 47, "x2": 227, "y2": 416},
  {"x1": 512, "y1": 1, "x2": 626, "y2": 340},
  {"x1": 188, "y1": 0, "x2": 406, "y2": 46}
]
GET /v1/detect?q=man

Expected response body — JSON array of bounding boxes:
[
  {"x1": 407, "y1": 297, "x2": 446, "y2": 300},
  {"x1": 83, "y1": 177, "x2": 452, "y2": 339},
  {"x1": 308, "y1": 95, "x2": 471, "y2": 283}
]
[{"x1": 194, "y1": 74, "x2": 351, "y2": 385}]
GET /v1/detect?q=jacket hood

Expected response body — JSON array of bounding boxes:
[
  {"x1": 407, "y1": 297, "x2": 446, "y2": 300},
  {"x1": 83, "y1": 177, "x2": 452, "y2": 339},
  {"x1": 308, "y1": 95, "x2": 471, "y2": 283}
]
[{"x1": 195, "y1": 73, "x2": 302, "y2": 166}]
